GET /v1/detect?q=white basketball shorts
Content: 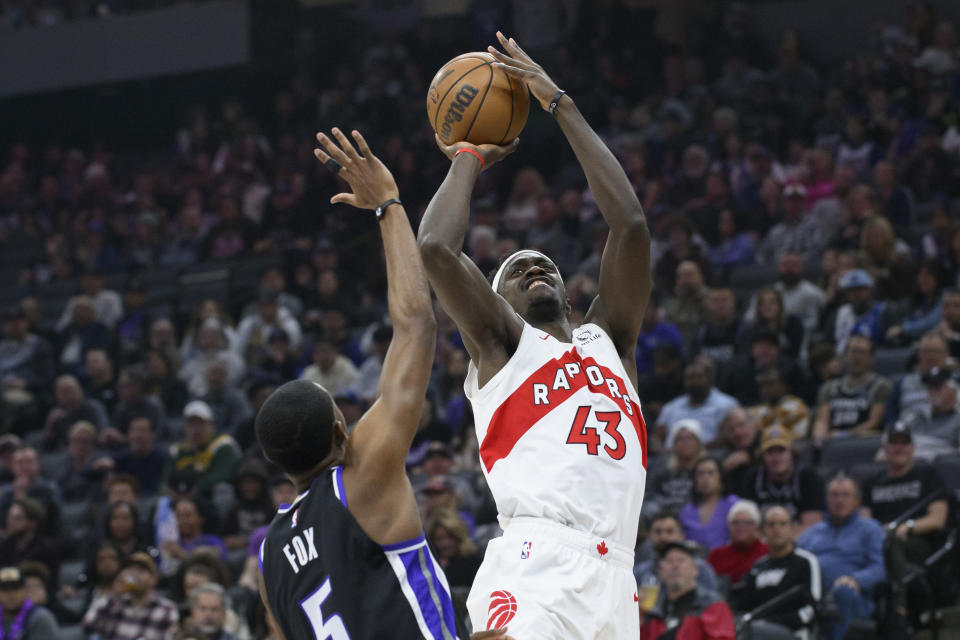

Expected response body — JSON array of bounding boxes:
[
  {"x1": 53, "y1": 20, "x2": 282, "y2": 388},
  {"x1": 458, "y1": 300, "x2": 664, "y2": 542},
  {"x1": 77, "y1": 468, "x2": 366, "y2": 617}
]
[{"x1": 466, "y1": 517, "x2": 639, "y2": 639}]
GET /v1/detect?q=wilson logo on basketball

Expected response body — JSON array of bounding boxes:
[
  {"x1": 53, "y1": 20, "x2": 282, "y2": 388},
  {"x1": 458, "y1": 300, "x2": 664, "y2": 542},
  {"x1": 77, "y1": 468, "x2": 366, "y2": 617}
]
[
  {"x1": 487, "y1": 590, "x2": 517, "y2": 629},
  {"x1": 440, "y1": 85, "x2": 479, "y2": 141}
]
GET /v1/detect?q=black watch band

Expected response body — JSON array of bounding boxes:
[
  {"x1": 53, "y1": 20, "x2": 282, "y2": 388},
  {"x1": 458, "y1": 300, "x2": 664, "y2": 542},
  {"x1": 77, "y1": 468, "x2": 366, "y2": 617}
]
[
  {"x1": 375, "y1": 198, "x2": 402, "y2": 220},
  {"x1": 548, "y1": 90, "x2": 567, "y2": 116}
]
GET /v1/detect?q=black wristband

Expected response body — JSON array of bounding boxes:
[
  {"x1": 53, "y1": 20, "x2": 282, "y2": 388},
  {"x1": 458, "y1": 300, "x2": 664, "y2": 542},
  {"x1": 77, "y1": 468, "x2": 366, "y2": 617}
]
[
  {"x1": 548, "y1": 90, "x2": 567, "y2": 116},
  {"x1": 375, "y1": 198, "x2": 402, "y2": 220}
]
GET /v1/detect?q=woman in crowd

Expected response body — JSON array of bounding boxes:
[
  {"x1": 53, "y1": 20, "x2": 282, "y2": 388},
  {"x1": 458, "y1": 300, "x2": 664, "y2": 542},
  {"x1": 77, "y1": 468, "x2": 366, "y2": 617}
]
[
  {"x1": 425, "y1": 508, "x2": 482, "y2": 590},
  {"x1": 739, "y1": 287, "x2": 804, "y2": 359},
  {"x1": 679, "y1": 456, "x2": 740, "y2": 550},
  {"x1": 647, "y1": 419, "x2": 706, "y2": 513},
  {"x1": 886, "y1": 258, "x2": 945, "y2": 344}
]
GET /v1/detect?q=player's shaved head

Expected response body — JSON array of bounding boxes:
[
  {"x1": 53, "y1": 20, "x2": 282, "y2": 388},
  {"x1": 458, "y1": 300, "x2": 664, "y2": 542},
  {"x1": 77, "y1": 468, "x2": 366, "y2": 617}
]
[{"x1": 256, "y1": 380, "x2": 342, "y2": 475}]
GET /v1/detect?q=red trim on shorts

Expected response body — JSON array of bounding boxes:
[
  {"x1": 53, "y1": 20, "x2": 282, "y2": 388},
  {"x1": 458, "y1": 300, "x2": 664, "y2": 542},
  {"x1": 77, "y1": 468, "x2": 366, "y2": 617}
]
[{"x1": 479, "y1": 348, "x2": 646, "y2": 472}]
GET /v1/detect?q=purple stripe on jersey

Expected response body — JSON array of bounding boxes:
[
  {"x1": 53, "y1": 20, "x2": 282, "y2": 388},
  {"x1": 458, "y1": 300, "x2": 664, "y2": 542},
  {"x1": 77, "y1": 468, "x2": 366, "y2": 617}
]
[
  {"x1": 258, "y1": 540, "x2": 264, "y2": 574},
  {"x1": 333, "y1": 466, "x2": 347, "y2": 508},
  {"x1": 422, "y1": 544, "x2": 458, "y2": 635},
  {"x1": 398, "y1": 547, "x2": 445, "y2": 639},
  {"x1": 381, "y1": 534, "x2": 426, "y2": 552}
]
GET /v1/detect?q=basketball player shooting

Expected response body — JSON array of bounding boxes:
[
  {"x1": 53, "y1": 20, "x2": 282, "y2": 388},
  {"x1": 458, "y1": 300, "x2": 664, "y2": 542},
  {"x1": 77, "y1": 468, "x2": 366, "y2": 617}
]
[
  {"x1": 418, "y1": 32, "x2": 652, "y2": 639},
  {"x1": 255, "y1": 128, "x2": 512, "y2": 640}
]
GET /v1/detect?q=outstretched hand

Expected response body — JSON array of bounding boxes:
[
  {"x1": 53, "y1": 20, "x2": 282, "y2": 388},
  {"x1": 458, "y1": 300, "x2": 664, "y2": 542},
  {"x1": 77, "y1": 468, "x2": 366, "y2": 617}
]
[
  {"x1": 315, "y1": 128, "x2": 399, "y2": 210},
  {"x1": 435, "y1": 134, "x2": 519, "y2": 169},
  {"x1": 487, "y1": 31, "x2": 562, "y2": 112}
]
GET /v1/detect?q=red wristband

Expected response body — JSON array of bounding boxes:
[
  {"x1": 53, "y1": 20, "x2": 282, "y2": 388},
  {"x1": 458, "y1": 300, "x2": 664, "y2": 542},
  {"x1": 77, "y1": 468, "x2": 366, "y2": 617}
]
[{"x1": 454, "y1": 148, "x2": 485, "y2": 170}]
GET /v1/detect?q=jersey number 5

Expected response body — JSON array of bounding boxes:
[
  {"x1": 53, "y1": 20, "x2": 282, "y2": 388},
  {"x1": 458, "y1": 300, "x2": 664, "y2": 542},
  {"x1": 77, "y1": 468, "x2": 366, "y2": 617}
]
[
  {"x1": 301, "y1": 576, "x2": 351, "y2": 640},
  {"x1": 565, "y1": 406, "x2": 626, "y2": 460}
]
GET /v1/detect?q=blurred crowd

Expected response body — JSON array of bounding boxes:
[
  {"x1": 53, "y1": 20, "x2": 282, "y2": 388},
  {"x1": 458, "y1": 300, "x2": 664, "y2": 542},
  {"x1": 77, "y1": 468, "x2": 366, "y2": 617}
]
[
  {"x1": 0, "y1": 0, "x2": 959, "y2": 638},
  {"x1": 0, "y1": 0, "x2": 211, "y2": 30}
]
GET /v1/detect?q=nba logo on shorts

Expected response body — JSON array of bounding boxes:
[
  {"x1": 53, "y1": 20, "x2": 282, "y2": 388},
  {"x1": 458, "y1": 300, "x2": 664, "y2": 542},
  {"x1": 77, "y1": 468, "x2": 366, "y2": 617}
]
[{"x1": 520, "y1": 541, "x2": 532, "y2": 559}]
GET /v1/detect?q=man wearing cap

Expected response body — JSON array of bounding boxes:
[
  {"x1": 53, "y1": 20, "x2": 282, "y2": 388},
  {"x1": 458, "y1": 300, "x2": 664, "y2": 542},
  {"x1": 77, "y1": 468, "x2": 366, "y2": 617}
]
[
  {"x1": 656, "y1": 361, "x2": 738, "y2": 446},
  {"x1": 83, "y1": 551, "x2": 179, "y2": 640},
  {"x1": 757, "y1": 183, "x2": 822, "y2": 265},
  {"x1": 862, "y1": 420, "x2": 949, "y2": 633},
  {"x1": 635, "y1": 512, "x2": 720, "y2": 597},
  {"x1": 0, "y1": 566, "x2": 58, "y2": 640},
  {"x1": 797, "y1": 475, "x2": 884, "y2": 640},
  {"x1": 896, "y1": 366, "x2": 960, "y2": 461},
  {"x1": 812, "y1": 333, "x2": 891, "y2": 442},
  {"x1": 162, "y1": 401, "x2": 241, "y2": 496},
  {"x1": 741, "y1": 425, "x2": 825, "y2": 533},
  {"x1": 639, "y1": 540, "x2": 735, "y2": 639},
  {"x1": 824, "y1": 268, "x2": 895, "y2": 353}
]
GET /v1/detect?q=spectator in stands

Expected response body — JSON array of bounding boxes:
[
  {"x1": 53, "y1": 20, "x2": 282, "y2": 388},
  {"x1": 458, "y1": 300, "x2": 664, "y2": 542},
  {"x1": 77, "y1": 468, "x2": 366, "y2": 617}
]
[
  {"x1": 57, "y1": 420, "x2": 101, "y2": 501},
  {"x1": 885, "y1": 259, "x2": 944, "y2": 345},
  {"x1": 21, "y1": 560, "x2": 79, "y2": 625},
  {"x1": 665, "y1": 261, "x2": 709, "y2": 352},
  {"x1": 56, "y1": 297, "x2": 114, "y2": 375},
  {"x1": 107, "y1": 365, "x2": 167, "y2": 445},
  {"x1": 200, "y1": 360, "x2": 253, "y2": 437},
  {"x1": 163, "y1": 401, "x2": 241, "y2": 496},
  {"x1": 706, "y1": 499, "x2": 768, "y2": 586},
  {"x1": 862, "y1": 420, "x2": 949, "y2": 633},
  {"x1": 0, "y1": 498, "x2": 58, "y2": 583},
  {"x1": 757, "y1": 183, "x2": 822, "y2": 266},
  {"x1": 806, "y1": 342, "x2": 843, "y2": 404},
  {"x1": 720, "y1": 329, "x2": 804, "y2": 407},
  {"x1": 0, "y1": 566, "x2": 59, "y2": 640},
  {"x1": 249, "y1": 328, "x2": 298, "y2": 384},
  {"x1": 352, "y1": 324, "x2": 392, "y2": 404},
  {"x1": 180, "y1": 302, "x2": 237, "y2": 362},
  {"x1": 83, "y1": 347, "x2": 118, "y2": 414},
  {"x1": 0, "y1": 305, "x2": 53, "y2": 415},
  {"x1": 748, "y1": 366, "x2": 811, "y2": 438},
  {"x1": 738, "y1": 287, "x2": 805, "y2": 359},
  {"x1": 934, "y1": 289, "x2": 960, "y2": 359},
  {"x1": 234, "y1": 289, "x2": 302, "y2": 365},
  {"x1": 639, "y1": 540, "x2": 735, "y2": 639},
  {"x1": 181, "y1": 582, "x2": 239, "y2": 640},
  {"x1": 823, "y1": 269, "x2": 895, "y2": 353},
  {"x1": 693, "y1": 288, "x2": 742, "y2": 367},
  {"x1": 637, "y1": 343, "x2": 686, "y2": 427},
  {"x1": 898, "y1": 367, "x2": 960, "y2": 461},
  {"x1": 747, "y1": 252, "x2": 825, "y2": 335},
  {"x1": 83, "y1": 551, "x2": 179, "y2": 640},
  {"x1": 679, "y1": 457, "x2": 739, "y2": 550},
  {"x1": 717, "y1": 408, "x2": 759, "y2": 494},
  {"x1": 886, "y1": 332, "x2": 951, "y2": 424},
  {"x1": 150, "y1": 318, "x2": 183, "y2": 373},
  {"x1": 635, "y1": 291, "x2": 684, "y2": 377},
  {"x1": 635, "y1": 512, "x2": 719, "y2": 596},
  {"x1": 95, "y1": 415, "x2": 168, "y2": 495},
  {"x1": 657, "y1": 361, "x2": 737, "y2": 445},
  {"x1": 80, "y1": 541, "x2": 123, "y2": 613},
  {"x1": 861, "y1": 216, "x2": 913, "y2": 301},
  {"x1": 180, "y1": 319, "x2": 246, "y2": 398},
  {"x1": 731, "y1": 505, "x2": 821, "y2": 639},
  {"x1": 298, "y1": 336, "x2": 360, "y2": 396},
  {"x1": 873, "y1": 160, "x2": 912, "y2": 233},
  {"x1": 99, "y1": 500, "x2": 150, "y2": 556},
  {"x1": 653, "y1": 215, "x2": 712, "y2": 295},
  {"x1": 742, "y1": 425, "x2": 824, "y2": 532},
  {"x1": 57, "y1": 269, "x2": 123, "y2": 331},
  {"x1": 425, "y1": 508, "x2": 482, "y2": 590},
  {"x1": 233, "y1": 381, "x2": 275, "y2": 453},
  {"x1": 797, "y1": 475, "x2": 884, "y2": 640},
  {"x1": 707, "y1": 208, "x2": 755, "y2": 269},
  {"x1": 0, "y1": 435, "x2": 20, "y2": 486},
  {"x1": 221, "y1": 458, "x2": 274, "y2": 551},
  {"x1": 417, "y1": 476, "x2": 474, "y2": 537},
  {"x1": 648, "y1": 420, "x2": 704, "y2": 513},
  {"x1": 0, "y1": 447, "x2": 61, "y2": 537},
  {"x1": 171, "y1": 553, "x2": 247, "y2": 637},
  {"x1": 144, "y1": 349, "x2": 189, "y2": 418},
  {"x1": 237, "y1": 476, "x2": 296, "y2": 595},
  {"x1": 42, "y1": 374, "x2": 109, "y2": 449},
  {"x1": 164, "y1": 497, "x2": 226, "y2": 563},
  {"x1": 813, "y1": 334, "x2": 891, "y2": 442}
]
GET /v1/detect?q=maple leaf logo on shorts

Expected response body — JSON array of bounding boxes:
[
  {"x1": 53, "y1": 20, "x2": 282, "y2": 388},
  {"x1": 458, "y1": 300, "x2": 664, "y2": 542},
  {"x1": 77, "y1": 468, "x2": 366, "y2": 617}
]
[{"x1": 596, "y1": 540, "x2": 608, "y2": 556}]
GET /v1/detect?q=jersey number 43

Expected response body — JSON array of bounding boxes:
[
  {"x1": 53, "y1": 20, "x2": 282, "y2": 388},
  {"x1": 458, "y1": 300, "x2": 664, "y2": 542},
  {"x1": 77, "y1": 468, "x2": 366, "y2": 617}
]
[
  {"x1": 301, "y1": 576, "x2": 351, "y2": 640},
  {"x1": 565, "y1": 405, "x2": 626, "y2": 460}
]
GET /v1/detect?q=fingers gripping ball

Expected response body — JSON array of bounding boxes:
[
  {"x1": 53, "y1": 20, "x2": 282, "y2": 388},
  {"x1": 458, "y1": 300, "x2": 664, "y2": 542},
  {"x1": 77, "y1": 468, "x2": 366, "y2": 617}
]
[{"x1": 427, "y1": 52, "x2": 530, "y2": 146}]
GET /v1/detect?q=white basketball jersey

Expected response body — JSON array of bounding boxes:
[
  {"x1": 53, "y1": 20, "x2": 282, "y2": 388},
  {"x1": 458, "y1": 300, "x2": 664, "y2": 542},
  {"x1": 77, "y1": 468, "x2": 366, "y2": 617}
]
[{"x1": 465, "y1": 322, "x2": 648, "y2": 549}]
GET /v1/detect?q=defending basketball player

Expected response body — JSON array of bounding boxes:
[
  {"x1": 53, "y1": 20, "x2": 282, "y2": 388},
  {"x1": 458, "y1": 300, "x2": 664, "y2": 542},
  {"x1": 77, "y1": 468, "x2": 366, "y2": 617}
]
[
  {"x1": 418, "y1": 32, "x2": 652, "y2": 638},
  {"x1": 255, "y1": 128, "x2": 511, "y2": 640}
]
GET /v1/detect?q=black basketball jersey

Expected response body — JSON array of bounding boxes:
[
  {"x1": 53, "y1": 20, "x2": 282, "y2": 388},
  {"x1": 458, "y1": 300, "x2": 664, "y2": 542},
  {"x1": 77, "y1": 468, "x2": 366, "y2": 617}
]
[
  {"x1": 825, "y1": 374, "x2": 883, "y2": 430},
  {"x1": 259, "y1": 466, "x2": 466, "y2": 640}
]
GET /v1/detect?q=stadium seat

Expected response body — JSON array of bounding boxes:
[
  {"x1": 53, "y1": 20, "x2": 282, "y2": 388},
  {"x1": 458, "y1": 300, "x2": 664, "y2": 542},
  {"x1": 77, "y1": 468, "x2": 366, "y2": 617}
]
[
  {"x1": 849, "y1": 462, "x2": 887, "y2": 488},
  {"x1": 820, "y1": 436, "x2": 882, "y2": 474},
  {"x1": 793, "y1": 439, "x2": 817, "y2": 468},
  {"x1": 729, "y1": 264, "x2": 779, "y2": 293},
  {"x1": 934, "y1": 454, "x2": 960, "y2": 502},
  {"x1": 873, "y1": 348, "x2": 913, "y2": 377},
  {"x1": 38, "y1": 450, "x2": 68, "y2": 479}
]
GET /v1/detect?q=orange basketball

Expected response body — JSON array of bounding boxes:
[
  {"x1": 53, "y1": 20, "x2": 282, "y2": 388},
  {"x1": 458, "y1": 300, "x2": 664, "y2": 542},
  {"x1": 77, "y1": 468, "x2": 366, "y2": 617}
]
[{"x1": 426, "y1": 52, "x2": 530, "y2": 146}]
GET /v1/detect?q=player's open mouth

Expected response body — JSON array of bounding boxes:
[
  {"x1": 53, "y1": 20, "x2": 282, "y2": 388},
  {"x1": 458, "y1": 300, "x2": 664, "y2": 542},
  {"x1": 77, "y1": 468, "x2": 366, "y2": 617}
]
[{"x1": 526, "y1": 278, "x2": 550, "y2": 290}]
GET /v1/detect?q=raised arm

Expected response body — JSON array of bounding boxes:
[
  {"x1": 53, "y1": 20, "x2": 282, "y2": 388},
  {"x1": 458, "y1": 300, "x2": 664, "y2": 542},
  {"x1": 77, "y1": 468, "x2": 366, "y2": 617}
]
[
  {"x1": 417, "y1": 137, "x2": 521, "y2": 363},
  {"x1": 489, "y1": 32, "x2": 652, "y2": 369},
  {"x1": 313, "y1": 129, "x2": 434, "y2": 542}
]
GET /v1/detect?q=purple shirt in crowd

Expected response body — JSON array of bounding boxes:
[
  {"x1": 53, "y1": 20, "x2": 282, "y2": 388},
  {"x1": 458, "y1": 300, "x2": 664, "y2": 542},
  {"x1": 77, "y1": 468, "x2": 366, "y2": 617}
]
[{"x1": 679, "y1": 494, "x2": 740, "y2": 550}]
